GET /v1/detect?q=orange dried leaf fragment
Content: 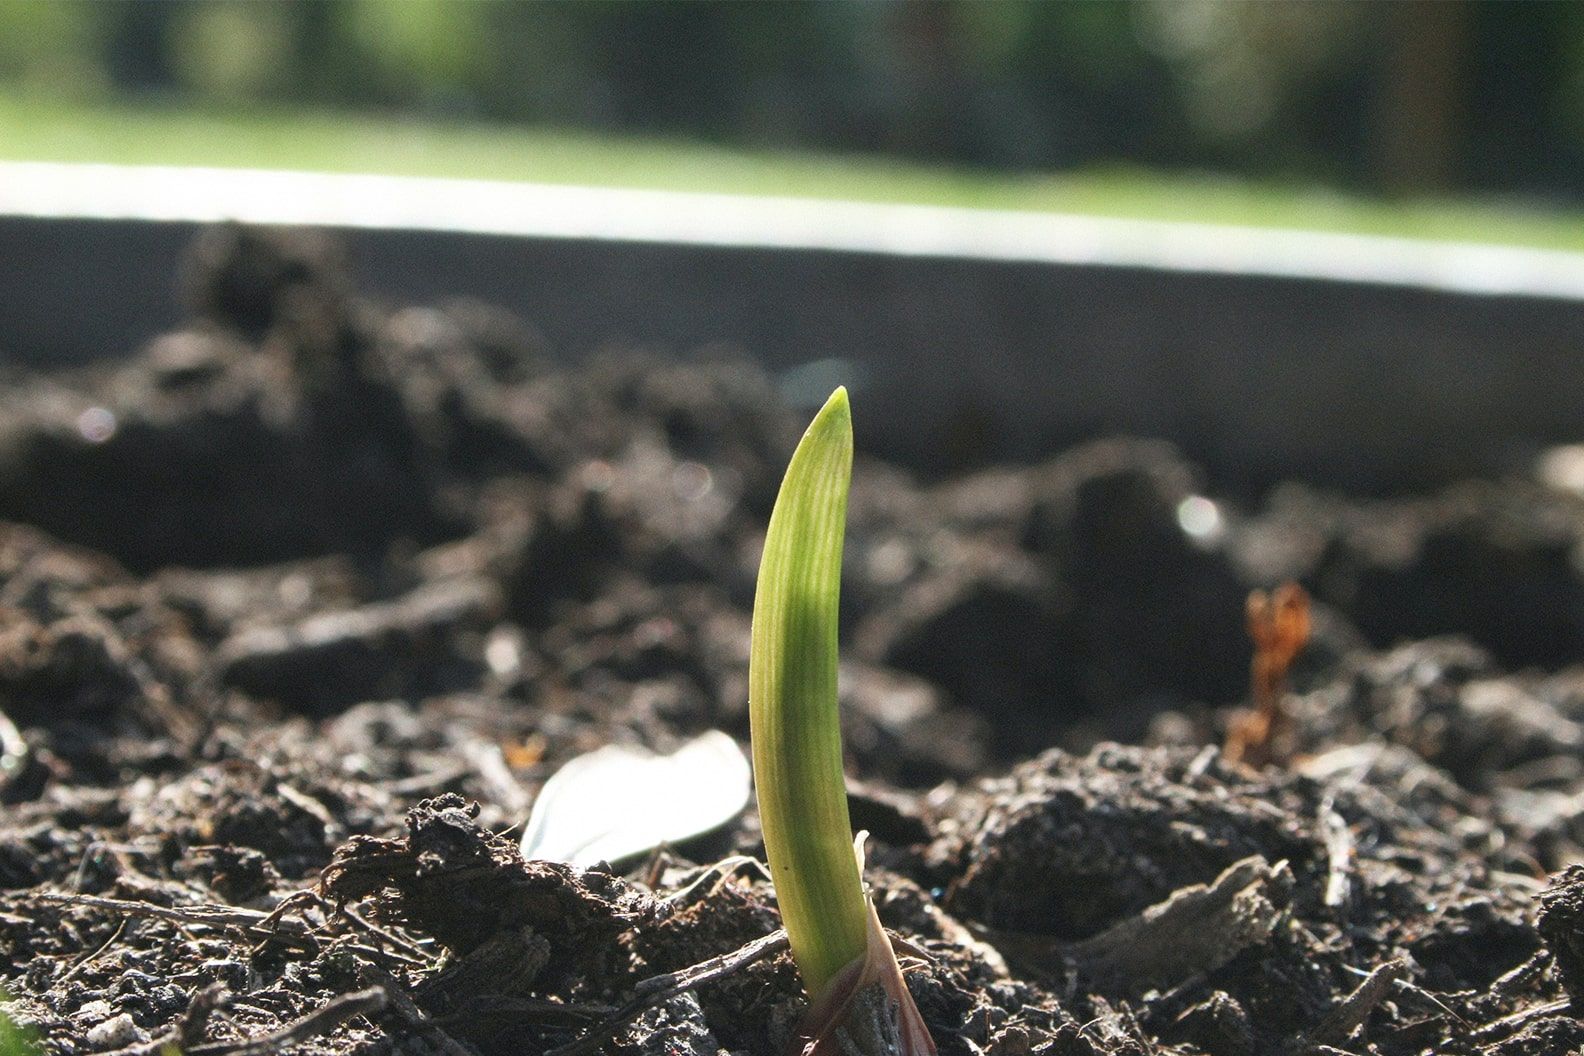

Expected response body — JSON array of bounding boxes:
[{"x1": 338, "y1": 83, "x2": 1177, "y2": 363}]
[{"x1": 1225, "y1": 582, "x2": 1311, "y2": 768}]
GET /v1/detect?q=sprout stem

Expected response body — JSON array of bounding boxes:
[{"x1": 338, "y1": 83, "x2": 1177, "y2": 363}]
[
  {"x1": 749, "y1": 386, "x2": 868, "y2": 996},
  {"x1": 751, "y1": 389, "x2": 936, "y2": 1056}
]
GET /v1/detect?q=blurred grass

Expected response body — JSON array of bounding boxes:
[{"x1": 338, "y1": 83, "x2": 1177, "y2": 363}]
[{"x1": 5, "y1": 93, "x2": 1584, "y2": 252}]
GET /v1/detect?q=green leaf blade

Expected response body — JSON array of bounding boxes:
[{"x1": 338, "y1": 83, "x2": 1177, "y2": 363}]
[{"x1": 750, "y1": 386, "x2": 868, "y2": 997}]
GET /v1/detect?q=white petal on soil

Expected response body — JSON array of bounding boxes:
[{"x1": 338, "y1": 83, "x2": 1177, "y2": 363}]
[{"x1": 521, "y1": 730, "x2": 751, "y2": 867}]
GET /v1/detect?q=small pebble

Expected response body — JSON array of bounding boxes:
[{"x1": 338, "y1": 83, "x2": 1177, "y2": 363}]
[{"x1": 85, "y1": 1013, "x2": 147, "y2": 1051}]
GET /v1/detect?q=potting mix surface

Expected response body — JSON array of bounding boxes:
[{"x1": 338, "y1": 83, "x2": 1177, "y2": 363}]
[{"x1": 2, "y1": 227, "x2": 1583, "y2": 1056}]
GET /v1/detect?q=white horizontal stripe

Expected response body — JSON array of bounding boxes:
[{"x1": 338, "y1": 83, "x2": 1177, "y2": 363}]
[{"x1": 3, "y1": 160, "x2": 1583, "y2": 300}]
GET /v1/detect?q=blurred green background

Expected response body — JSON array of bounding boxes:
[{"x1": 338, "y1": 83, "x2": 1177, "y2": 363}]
[{"x1": 4, "y1": 0, "x2": 1583, "y2": 247}]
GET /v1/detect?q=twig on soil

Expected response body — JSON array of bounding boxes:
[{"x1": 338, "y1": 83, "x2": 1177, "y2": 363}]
[
  {"x1": 1318, "y1": 797, "x2": 1354, "y2": 911},
  {"x1": 186, "y1": 988, "x2": 388, "y2": 1056},
  {"x1": 336, "y1": 899, "x2": 435, "y2": 963},
  {"x1": 257, "y1": 889, "x2": 320, "y2": 932},
  {"x1": 1286, "y1": 959, "x2": 1406, "y2": 1055},
  {"x1": 1384, "y1": 975, "x2": 1469, "y2": 1033},
  {"x1": 1488, "y1": 949, "x2": 1552, "y2": 1000},
  {"x1": 57, "y1": 916, "x2": 127, "y2": 983},
  {"x1": 44, "y1": 885, "x2": 424, "y2": 969},
  {"x1": 1466, "y1": 999, "x2": 1572, "y2": 1044},
  {"x1": 1185, "y1": 744, "x2": 1220, "y2": 780},
  {"x1": 35, "y1": 891, "x2": 305, "y2": 928},
  {"x1": 545, "y1": 929, "x2": 790, "y2": 1056},
  {"x1": 278, "y1": 887, "x2": 433, "y2": 965},
  {"x1": 31, "y1": 891, "x2": 318, "y2": 948}
]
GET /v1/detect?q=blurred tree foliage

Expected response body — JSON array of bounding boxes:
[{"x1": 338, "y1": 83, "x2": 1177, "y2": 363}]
[{"x1": 1, "y1": 0, "x2": 1579, "y2": 197}]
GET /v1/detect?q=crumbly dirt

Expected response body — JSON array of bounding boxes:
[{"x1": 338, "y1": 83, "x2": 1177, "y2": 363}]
[{"x1": 3, "y1": 224, "x2": 1584, "y2": 1056}]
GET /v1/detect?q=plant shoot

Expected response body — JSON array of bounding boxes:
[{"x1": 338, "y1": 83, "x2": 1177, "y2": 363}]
[{"x1": 749, "y1": 387, "x2": 934, "y2": 1056}]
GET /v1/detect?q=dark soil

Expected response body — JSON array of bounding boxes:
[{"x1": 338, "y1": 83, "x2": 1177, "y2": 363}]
[{"x1": 4, "y1": 224, "x2": 1584, "y2": 1056}]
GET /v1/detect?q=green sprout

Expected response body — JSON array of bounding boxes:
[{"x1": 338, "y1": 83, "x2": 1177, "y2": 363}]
[
  {"x1": 0, "y1": 996, "x2": 39, "y2": 1056},
  {"x1": 750, "y1": 388, "x2": 934, "y2": 1056}
]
